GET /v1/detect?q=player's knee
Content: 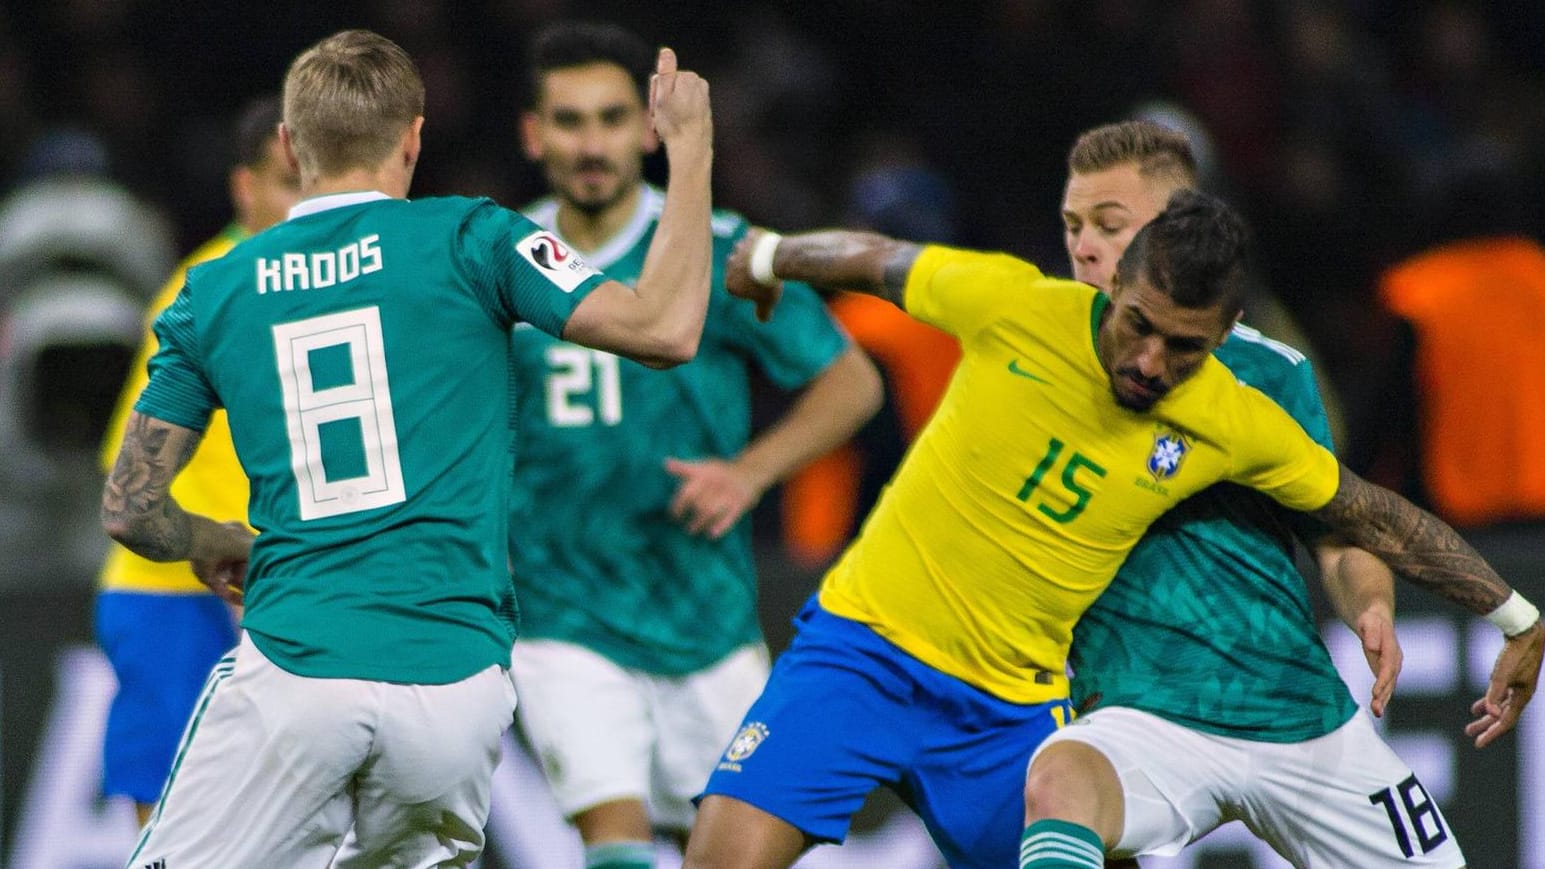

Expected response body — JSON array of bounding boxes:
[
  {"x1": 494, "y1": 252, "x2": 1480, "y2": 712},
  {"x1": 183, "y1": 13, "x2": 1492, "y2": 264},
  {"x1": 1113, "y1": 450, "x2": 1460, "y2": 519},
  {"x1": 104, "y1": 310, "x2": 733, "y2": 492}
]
[
  {"x1": 1024, "y1": 741, "x2": 1104, "y2": 820},
  {"x1": 682, "y1": 795, "x2": 805, "y2": 869},
  {"x1": 1024, "y1": 744, "x2": 1067, "y2": 816}
]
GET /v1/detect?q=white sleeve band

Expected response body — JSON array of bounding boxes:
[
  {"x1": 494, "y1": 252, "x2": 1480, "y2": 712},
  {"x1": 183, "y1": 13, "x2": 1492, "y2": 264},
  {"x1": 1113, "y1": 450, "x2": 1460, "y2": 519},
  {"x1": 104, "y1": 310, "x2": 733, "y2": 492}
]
[
  {"x1": 749, "y1": 231, "x2": 783, "y2": 286},
  {"x1": 1486, "y1": 590, "x2": 1541, "y2": 637}
]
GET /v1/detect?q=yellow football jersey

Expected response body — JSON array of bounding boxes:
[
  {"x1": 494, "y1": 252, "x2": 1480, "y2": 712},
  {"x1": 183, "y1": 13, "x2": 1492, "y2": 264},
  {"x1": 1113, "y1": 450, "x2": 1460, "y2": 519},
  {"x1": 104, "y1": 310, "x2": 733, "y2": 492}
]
[
  {"x1": 98, "y1": 225, "x2": 252, "y2": 593},
  {"x1": 817, "y1": 245, "x2": 1339, "y2": 703}
]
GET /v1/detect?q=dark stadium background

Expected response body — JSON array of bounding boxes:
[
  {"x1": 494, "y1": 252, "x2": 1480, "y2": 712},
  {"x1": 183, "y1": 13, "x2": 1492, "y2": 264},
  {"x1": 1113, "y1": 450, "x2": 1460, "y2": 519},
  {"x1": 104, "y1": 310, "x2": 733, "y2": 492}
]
[{"x1": 1, "y1": 1, "x2": 1541, "y2": 866}]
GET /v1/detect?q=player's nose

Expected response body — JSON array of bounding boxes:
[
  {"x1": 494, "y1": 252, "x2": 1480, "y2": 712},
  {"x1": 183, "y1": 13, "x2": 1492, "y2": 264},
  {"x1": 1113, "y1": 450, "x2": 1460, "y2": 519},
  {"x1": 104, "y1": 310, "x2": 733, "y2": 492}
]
[
  {"x1": 1133, "y1": 338, "x2": 1166, "y2": 377},
  {"x1": 1071, "y1": 231, "x2": 1099, "y2": 262}
]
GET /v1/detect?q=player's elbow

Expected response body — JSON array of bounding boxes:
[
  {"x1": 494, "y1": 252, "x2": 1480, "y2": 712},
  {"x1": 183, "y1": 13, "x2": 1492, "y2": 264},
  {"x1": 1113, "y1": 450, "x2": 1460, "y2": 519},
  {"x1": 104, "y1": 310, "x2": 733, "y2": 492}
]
[
  {"x1": 850, "y1": 350, "x2": 885, "y2": 422},
  {"x1": 101, "y1": 505, "x2": 147, "y2": 552},
  {"x1": 638, "y1": 328, "x2": 701, "y2": 368},
  {"x1": 101, "y1": 511, "x2": 133, "y2": 547}
]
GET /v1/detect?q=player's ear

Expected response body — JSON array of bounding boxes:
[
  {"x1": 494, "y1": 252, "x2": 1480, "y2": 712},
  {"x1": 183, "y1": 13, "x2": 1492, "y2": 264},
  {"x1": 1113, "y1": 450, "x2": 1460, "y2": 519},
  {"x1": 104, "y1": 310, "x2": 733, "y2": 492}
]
[
  {"x1": 278, "y1": 123, "x2": 301, "y2": 174},
  {"x1": 403, "y1": 116, "x2": 424, "y2": 167},
  {"x1": 520, "y1": 111, "x2": 544, "y2": 161},
  {"x1": 641, "y1": 120, "x2": 659, "y2": 155},
  {"x1": 229, "y1": 165, "x2": 254, "y2": 220}
]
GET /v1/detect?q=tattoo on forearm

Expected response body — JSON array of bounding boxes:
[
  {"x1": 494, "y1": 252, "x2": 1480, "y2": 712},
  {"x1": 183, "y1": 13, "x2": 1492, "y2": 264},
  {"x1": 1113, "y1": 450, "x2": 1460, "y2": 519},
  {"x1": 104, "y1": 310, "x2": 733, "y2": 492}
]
[
  {"x1": 882, "y1": 247, "x2": 916, "y2": 307},
  {"x1": 779, "y1": 232, "x2": 919, "y2": 307},
  {"x1": 102, "y1": 415, "x2": 198, "y2": 561},
  {"x1": 1313, "y1": 468, "x2": 1509, "y2": 614}
]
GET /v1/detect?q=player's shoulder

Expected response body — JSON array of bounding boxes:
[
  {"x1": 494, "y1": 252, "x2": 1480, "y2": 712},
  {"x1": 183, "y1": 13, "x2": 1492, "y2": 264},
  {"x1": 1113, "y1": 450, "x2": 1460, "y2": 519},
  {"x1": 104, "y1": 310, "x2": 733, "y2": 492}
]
[
  {"x1": 1221, "y1": 323, "x2": 1308, "y2": 367},
  {"x1": 1213, "y1": 324, "x2": 1315, "y2": 394},
  {"x1": 516, "y1": 195, "x2": 561, "y2": 232},
  {"x1": 182, "y1": 227, "x2": 242, "y2": 270},
  {"x1": 1182, "y1": 331, "x2": 1325, "y2": 435},
  {"x1": 923, "y1": 245, "x2": 1065, "y2": 298},
  {"x1": 165, "y1": 229, "x2": 241, "y2": 297},
  {"x1": 922, "y1": 243, "x2": 1039, "y2": 271},
  {"x1": 405, "y1": 193, "x2": 499, "y2": 220}
]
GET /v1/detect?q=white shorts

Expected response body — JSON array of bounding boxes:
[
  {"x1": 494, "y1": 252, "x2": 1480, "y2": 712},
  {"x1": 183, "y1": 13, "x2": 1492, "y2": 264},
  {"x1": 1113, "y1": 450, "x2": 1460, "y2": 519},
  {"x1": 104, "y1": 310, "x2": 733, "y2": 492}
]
[
  {"x1": 509, "y1": 639, "x2": 769, "y2": 831},
  {"x1": 128, "y1": 633, "x2": 517, "y2": 869},
  {"x1": 1033, "y1": 707, "x2": 1466, "y2": 868}
]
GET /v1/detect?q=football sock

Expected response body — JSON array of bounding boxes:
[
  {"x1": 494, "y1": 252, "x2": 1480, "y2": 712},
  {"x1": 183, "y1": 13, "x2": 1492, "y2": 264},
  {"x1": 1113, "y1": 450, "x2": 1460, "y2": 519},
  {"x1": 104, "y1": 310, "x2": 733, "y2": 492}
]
[
  {"x1": 1019, "y1": 819, "x2": 1105, "y2": 868},
  {"x1": 584, "y1": 840, "x2": 655, "y2": 869}
]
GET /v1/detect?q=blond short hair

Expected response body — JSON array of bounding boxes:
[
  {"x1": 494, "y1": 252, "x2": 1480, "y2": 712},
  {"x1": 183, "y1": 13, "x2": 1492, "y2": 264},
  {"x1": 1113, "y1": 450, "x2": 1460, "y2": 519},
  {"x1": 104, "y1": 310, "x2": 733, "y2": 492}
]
[
  {"x1": 1067, "y1": 120, "x2": 1197, "y2": 188},
  {"x1": 282, "y1": 29, "x2": 425, "y2": 178}
]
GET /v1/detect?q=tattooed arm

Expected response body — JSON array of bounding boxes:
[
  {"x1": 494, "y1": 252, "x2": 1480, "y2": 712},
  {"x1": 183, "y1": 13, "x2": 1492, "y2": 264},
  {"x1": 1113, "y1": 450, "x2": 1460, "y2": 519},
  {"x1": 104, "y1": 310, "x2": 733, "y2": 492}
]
[
  {"x1": 724, "y1": 228, "x2": 923, "y2": 316},
  {"x1": 101, "y1": 411, "x2": 253, "y2": 602},
  {"x1": 1309, "y1": 463, "x2": 1544, "y2": 747}
]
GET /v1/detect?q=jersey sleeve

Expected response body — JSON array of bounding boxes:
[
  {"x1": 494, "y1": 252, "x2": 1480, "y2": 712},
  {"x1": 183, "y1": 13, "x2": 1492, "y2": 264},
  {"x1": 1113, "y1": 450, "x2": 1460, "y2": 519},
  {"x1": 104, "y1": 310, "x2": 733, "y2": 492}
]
[
  {"x1": 1276, "y1": 357, "x2": 1339, "y2": 541},
  {"x1": 455, "y1": 200, "x2": 607, "y2": 335},
  {"x1": 1225, "y1": 381, "x2": 1341, "y2": 512},
  {"x1": 903, "y1": 245, "x2": 1046, "y2": 343},
  {"x1": 100, "y1": 268, "x2": 186, "y2": 470},
  {"x1": 133, "y1": 282, "x2": 218, "y2": 431}
]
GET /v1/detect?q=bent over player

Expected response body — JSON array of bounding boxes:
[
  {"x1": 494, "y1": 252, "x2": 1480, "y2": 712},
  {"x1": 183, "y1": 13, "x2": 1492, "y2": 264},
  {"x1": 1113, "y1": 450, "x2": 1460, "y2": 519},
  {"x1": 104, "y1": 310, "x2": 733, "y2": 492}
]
[{"x1": 678, "y1": 190, "x2": 1541, "y2": 869}]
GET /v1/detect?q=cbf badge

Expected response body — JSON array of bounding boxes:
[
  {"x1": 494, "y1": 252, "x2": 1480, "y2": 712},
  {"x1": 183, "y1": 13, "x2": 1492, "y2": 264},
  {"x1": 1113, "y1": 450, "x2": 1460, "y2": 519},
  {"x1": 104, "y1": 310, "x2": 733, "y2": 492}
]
[
  {"x1": 726, "y1": 722, "x2": 769, "y2": 761},
  {"x1": 717, "y1": 722, "x2": 770, "y2": 773},
  {"x1": 1147, "y1": 428, "x2": 1191, "y2": 480}
]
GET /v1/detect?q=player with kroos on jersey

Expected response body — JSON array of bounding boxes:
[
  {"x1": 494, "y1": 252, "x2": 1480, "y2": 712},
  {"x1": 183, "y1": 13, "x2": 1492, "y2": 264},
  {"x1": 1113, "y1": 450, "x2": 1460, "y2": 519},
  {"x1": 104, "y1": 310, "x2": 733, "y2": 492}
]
[{"x1": 100, "y1": 28, "x2": 752, "y2": 868}]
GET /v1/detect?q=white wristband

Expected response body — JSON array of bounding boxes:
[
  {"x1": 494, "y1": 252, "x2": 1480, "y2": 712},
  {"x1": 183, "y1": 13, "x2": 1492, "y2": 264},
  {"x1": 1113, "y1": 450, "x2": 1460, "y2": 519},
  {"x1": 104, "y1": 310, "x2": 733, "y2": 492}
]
[
  {"x1": 749, "y1": 231, "x2": 782, "y2": 286},
  {"x1": 1486, "y1": 591, "x2": 1541, "y2": 637}
]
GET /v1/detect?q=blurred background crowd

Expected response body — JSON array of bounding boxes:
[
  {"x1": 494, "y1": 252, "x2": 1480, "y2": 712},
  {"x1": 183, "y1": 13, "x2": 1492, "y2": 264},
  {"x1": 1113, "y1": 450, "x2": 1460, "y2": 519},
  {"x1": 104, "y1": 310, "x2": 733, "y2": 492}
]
[
  {"x1": 6, "y1": 1, "x2": 1545, "y2": 544},
  {"x1": 3, "y1": 2, "x2": 1545, "y2": 866}
]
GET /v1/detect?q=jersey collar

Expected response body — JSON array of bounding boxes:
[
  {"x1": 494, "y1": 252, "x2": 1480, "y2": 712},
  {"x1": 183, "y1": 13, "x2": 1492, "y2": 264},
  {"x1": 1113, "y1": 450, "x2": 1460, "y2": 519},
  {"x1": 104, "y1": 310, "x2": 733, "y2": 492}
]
[
  {"x1": 287, "y1": 190, "x2": 393, "y2": 221},
  {"x1": 525, "y1": 185, "x2": 664, "y2": 270}
]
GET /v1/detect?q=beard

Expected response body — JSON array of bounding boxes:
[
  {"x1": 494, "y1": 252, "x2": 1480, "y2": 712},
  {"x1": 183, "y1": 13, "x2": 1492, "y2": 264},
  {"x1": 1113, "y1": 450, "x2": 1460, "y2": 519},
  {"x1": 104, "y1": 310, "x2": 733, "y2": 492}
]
[
  {"x1": 556, "y1": 158, "x2": 632, "y2": 216},
  {"x1": 1110, "y1": 368, "x2": 1167, "y2": 412}
]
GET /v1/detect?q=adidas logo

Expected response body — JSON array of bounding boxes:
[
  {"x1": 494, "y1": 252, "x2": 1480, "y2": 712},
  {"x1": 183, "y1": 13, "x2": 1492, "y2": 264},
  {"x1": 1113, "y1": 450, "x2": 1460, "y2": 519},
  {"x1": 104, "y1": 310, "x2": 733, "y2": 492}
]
[{"x1": 142, "y1": 859, "x2": 167, "y2": 869}]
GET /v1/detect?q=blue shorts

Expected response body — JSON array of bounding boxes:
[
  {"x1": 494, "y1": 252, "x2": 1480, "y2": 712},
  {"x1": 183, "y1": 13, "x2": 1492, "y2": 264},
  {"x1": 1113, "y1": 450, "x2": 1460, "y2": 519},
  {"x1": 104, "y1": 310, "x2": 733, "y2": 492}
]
[
  {"x1": 96, "y1": 591, "x2": 239, "y2": 804},
  {"x1": 700, "y1": 597, "x2": 1072, "y2": 869}
]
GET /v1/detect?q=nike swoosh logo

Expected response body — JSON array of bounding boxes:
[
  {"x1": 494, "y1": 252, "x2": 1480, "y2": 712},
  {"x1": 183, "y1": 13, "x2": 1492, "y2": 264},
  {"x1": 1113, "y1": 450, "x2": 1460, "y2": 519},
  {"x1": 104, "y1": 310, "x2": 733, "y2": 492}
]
[{"x1": 1007, "y1": 359, "x2": 1051, "y2": 384}]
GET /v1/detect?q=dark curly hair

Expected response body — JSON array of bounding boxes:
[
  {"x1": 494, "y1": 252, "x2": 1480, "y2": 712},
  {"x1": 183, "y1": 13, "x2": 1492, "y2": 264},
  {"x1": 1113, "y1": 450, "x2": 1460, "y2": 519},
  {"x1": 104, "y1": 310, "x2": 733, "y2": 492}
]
[
  {"x1": 1115, "y1": 188, "x2": 1250, "y2": 317},
  {"x1": 527, "y1": 21, "x2": 654, "y2": 108}
]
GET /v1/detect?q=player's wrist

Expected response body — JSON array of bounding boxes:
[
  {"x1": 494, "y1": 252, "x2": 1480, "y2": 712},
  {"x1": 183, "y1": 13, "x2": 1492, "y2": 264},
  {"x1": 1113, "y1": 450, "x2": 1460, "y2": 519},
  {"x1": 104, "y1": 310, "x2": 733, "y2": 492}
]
[
  {"x1": 750, "y1": 231, "x2": 782, "y2": 286},
  {"x1": 1486, "y1": 590, "x2": 1541, "y2": 638},
  {"x1": 1354, "y1": 604, "x2": 1394, "y2": 630}
]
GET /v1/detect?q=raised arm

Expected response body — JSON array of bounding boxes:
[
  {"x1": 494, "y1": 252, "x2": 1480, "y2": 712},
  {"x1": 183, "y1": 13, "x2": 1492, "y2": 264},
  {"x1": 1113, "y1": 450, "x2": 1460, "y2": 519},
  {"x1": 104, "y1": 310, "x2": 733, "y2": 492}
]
[
  {"x1": 1309, "y1": 463, "x2": 1543, "y2": 746},
  {"x1": 101, "y1": 411, "x2": 253, "y2": 603},
  {"x1": 561, "y1": 48, "x2": 714, "y2": 368},
  {"x1": 665, "y1": 345, "x2": 883, "y2": 538},
  {"x1": 725, "y1": 227, "x2": 923, "y2": 320},
  {"x1": 1314, "y1": 537, "x2": 1401, "y2": 717}
]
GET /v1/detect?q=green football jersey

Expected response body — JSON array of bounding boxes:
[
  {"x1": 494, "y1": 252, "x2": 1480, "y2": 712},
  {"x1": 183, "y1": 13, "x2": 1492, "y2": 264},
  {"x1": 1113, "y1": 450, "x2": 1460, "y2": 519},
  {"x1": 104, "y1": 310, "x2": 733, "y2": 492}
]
[
  {"x1": 508, "y1": 187, "x2": 849, "y2": 674},
  {"x1": 1069, "y1": 324, "x2": 1360, "y2": 742},
  {"x1": 136, "y1": 192, "x2": 604, "y2": 684}
]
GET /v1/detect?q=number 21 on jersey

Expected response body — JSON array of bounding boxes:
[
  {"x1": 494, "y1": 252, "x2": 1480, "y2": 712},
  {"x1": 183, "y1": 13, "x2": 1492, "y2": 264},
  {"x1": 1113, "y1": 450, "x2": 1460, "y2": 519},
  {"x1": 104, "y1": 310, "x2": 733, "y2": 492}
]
[
  {"x1": 545, "y1": 345, "x2": 622, "y2": 427},
  {"x1": 273, "y1": 306, "x2": 407, "y2": 520}
]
